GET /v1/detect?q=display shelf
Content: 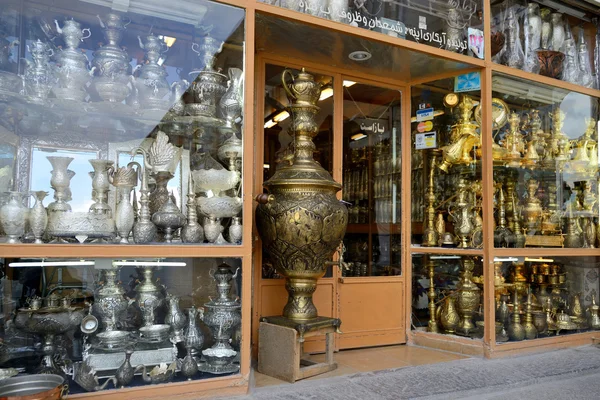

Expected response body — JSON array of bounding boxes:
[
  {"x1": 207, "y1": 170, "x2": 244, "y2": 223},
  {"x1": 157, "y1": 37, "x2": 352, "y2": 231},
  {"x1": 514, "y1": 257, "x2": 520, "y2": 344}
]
[
  {"x1": 0, "y1": 243, "x2": 251, "y2": 258},
  {"x1": 410, "y1": 246, "x2": 484, "y2": 256}
]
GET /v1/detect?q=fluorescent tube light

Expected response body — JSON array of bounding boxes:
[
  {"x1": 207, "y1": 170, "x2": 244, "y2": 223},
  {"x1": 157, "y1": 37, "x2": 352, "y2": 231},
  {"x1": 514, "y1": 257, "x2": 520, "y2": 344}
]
[
  {"x1": 319, "y1": 87, "x2": 334, "y2": 101},
  {"x1": 264, "y1": 119, "x2": 277, "y2": 129},
  {"x1": 430, "y1": 255, "x2": 462, "y2": 259},
  {"x1": 493, "y1": 257, "x2": 519, "y2": 262},
  {"x1": 351, "y1": 133, "x2": 367, "y2": 141},
  {"x1": 263, "y1": 163, "x2": 270, "y2": 169},
  {"x1": 9, "y1": 260, "x2": 95, "y2": 268},
  {"x1": 112, "y1": 261, "x2": 187, "y2": 267},
  {"x1": 273, "y1": 110, "x2": 289, "y2": 122},
  {"x1": 524, "y1": 257, "x2": 554, "y2": 262},
  {"x1": 343, "y1": 80, "x2": 357, "y2": 87}
]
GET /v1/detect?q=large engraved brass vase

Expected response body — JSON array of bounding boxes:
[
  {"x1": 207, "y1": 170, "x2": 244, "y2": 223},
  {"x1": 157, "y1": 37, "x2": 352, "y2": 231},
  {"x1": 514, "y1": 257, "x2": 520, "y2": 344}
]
[{"x1": 255, "y1": 68, "x2": 348, "y2": 322}]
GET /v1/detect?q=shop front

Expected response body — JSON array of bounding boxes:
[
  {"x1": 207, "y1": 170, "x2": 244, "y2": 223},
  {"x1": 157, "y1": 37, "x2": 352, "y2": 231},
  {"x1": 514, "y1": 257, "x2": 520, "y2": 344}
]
[{"x1": 0, "y1": 0, "x2": 599, "y2": 398}]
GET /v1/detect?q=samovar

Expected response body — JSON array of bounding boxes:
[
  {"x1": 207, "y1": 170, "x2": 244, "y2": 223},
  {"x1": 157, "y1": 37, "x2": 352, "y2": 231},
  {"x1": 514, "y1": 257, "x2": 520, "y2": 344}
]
[
  {"x1": 438, "y1": 96, "x2": 480, "y2": 172},
  {"x1": 92, "y1": 13, "x2": 131, "y2": 103},
  {"x1": 53, "y1": 19, "x2": 93, "y2": 101},
  {"x1": 134, "y1": 266, "x2": 165, "y2": 326},
  {"x1": 22, "y1": 40, "x2": 55, "y2": 102},
  {"x1": 135, "y1": 34, "x2": 169, "y2": 109},
  {"x1": 456, "y1": 258, "x2": 481, "y2": 335},
  {"x1": 255, "y1": 68, "x2": 348, "y2": 322},
  {"x1": 448, "y1": 178, "x2": 475, "y2": 248},
  {"x1": 188, "y1": 36, "x2": 227, "y2": 116},
  {"x1": 523, "y1": 179, "x2": 543, "y2": 235},
  {"x1": 93, "y1": 267, "x2": 133, "y2": 332},
  {"x1": 198, "y1": 264, "x2": 241, "y2": 374}
]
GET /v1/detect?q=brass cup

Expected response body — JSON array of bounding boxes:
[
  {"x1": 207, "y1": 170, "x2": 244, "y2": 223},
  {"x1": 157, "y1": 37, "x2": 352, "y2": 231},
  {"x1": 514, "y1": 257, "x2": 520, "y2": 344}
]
[
  {"x1": 536, "y1": 274, "x2": 546, "y2": 284},
  {"x1": 551, "y1": 264, "x2": 560, "y2": 275},
  {"x1": 531, "y1": 265, "x2": 539, "y2": 275},
  {"x1": 548, "y1": 274, "x2": 559, "y2": 285},
  {"x1": 558, "y1": 274, "x2": 566, "y2": 284},
  {"x1": 540, "y1": 264, "x2": 551, "y2": 275}
]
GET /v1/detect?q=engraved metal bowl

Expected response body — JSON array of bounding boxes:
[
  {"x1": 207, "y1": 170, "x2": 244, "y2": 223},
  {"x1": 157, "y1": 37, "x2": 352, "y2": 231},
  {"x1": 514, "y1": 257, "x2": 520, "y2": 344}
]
[
  {"x1": 46, "y1": 211, "x2": 115, "y2": 241},
  {"x1": 201, "y1": 347, "x2": 237, "y2": 368},
  {"x1": 139, "y1": 324, "x2": 170, "y2": 342},
  {"x1": 192, "y1": 169, "x2": 240, "y2": 194},
  {"x1": 96, "y1": 330, "x2": 132, "y2": 347},
  {"x1": 185, "y1": 103, "x2": 216, "y2": 117},
  {"x1": 196, "y1": 195, "x2": 242, "y2": 218}
]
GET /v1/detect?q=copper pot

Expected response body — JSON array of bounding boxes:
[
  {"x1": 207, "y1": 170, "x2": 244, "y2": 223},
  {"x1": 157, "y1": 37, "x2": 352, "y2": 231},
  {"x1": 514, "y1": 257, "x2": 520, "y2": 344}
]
[
  {"x1": 0, "y1": 375, "x2": 66, "y2": 400},
  {"x1": 536, "y1": 50, "x2": 564, "y2": 79}
]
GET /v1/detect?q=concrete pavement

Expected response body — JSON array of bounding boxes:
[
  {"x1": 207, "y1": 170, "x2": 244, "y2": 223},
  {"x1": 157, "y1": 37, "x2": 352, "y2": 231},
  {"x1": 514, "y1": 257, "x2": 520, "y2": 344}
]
[{"x1": 229, "y1": 345, "x2": 600, "y2": 400}]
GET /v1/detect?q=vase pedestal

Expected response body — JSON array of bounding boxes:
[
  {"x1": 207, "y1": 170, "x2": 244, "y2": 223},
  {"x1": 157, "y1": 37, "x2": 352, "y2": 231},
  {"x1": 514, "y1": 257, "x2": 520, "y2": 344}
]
[{"x1": 258, "y1": 316, "x2": 340, "y2": 383}]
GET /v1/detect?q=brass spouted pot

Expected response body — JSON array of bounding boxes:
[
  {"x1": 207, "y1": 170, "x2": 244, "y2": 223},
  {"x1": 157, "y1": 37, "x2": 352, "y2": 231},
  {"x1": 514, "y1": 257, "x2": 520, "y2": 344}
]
[{"x1": 282, "y1": 67, "x2": 323, "y2": 105}]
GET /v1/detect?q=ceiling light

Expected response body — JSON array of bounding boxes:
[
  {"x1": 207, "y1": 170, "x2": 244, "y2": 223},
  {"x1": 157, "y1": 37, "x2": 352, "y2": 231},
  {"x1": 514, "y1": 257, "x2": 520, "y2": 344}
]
[
  {"x1": 159, "y1": 35, "x2": 177, "y2": 48},
  {"x1": 9, "y1": 260, "x2": 95, "y2": 268},
  {"x1": 264, "y1": 119, "x2": 277, "y2": 128},
  {"x1": 524, "y1": 257, "x2": 554, "y2": 263},
  {"x1": 263, "y1": 164, "x2": 270, "y2": 169},
  {"x1": 273, "y1": 110, "x2": 289, "y2": 122},
  {"x1": 319, "y1": 87, "x2": 334, "y2": 101},
  {"x1": 430, "y1": 255, "x2": 462, "y2": 259},
  {"x1": 351, "y1": 133, "x2": 367, "y2": 141},
  {"x1": 112, "y1": 261, "x2": 187, "y2": 267},
  {"x1": 493, "y1": 257, "x2": 519, "y2": 262},
  {"x1": 343, "y1": 80, "x2": 357, "y2": 87},
  {"x1": 348, "y1": 50, "x2": 372, "y2": 61}
]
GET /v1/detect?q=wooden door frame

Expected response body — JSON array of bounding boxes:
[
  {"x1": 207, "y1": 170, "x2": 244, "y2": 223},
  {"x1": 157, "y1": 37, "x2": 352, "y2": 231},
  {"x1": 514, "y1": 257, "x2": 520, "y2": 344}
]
[{"x1": 252, "y1": 52, "x2": 410, "y2": 357}]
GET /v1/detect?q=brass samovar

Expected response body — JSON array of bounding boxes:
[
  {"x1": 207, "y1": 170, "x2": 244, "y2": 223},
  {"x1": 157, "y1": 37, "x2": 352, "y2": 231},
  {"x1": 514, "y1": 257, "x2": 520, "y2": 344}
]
[{"x1": 256, "y1": 68, "x2": 348, "y2": 323}]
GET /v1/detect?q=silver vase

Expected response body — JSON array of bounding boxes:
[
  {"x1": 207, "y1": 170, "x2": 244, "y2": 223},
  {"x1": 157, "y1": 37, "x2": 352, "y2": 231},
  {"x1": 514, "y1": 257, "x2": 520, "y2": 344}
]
[
  {"x1": 89, "y1": 159, "x2": 114, "y2": 215},
  {"x1": 184, "y1": 306, "x2": 204, "y2": 361},
  {"x1": 114, "y1": 186, "x2": 135, "y2": 244},
  {"x1": 133, "y1": 168, "x2": 157, "y2": 243},
  {"x1": 0, "y1": 191, "x2": 27, "y2": 243},
  {"x1": 203, "y1": 217, "x2": 224, "y2": 243},
  {"x1": 29, "y1": 191, "x2": 48, "y2": 244},
  {"x1": 165, "y1": 294, "x2": 186, "y2": 343},
  {"x1": 47, "y1": 156, "x2": 75, "y2": 212},
  {"x1": 218, "y1": 68, "x2": 243, "y2": 131},
  {"x1": 181, "y1": 173, "x2": 203, "y2": 243},
  {"x1": 228, "y1": 216, "x2": 242, "y2": 244}
]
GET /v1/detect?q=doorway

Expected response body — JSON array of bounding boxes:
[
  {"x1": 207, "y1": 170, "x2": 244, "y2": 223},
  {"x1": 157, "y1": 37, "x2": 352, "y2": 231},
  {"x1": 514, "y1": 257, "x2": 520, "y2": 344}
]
[{"x1": 254, "y1": 58, "x2": 407, "y2": 352}]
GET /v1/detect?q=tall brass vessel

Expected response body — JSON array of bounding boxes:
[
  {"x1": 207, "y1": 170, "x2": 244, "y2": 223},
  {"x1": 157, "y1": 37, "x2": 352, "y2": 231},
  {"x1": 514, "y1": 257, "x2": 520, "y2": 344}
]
[{"x1": 256, "y1": 68, "x2": 348, "y2": 322}]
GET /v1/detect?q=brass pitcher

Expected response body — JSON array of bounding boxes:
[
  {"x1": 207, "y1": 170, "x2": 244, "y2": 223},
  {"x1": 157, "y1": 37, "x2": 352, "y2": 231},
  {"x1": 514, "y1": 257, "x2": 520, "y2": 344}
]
[
  {"x1": 281, "y1": 67, "x2": 323, "y2": 106},
  {"x1": 256, "y1": 68, "x2": 347, "y2": 322},
  {"x1": 439, "y1": 295, "x2": 460, "y2": 334},
  {"x1": 588, "y1": 295, "x2": 600, "y2": 330}
]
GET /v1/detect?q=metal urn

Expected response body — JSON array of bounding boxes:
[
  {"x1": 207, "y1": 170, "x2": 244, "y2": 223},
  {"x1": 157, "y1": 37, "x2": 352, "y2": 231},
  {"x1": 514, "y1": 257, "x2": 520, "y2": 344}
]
[
  {"x1": 199, "y1": 264, "x2": 241, "y2": 374},
  {"x1": 255, "y1": 68, "x2": 348, "y2": 322},
  {"x1": 53, "y1": 19, "x2": 93, "y2": 101}
]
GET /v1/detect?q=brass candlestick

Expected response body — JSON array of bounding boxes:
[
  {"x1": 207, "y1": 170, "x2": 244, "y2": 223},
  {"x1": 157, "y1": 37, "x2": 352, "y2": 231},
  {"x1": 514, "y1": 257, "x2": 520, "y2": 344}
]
[
  {"x1": 422, "y1": 153, "x2": 439, "y2": 247},
  {"x1": 502, "y1": 112, "x2": 525, "y2": 167},
  {"x1": 523, "y1": 179, "x2": 542, "y2": 235},
  {"x1": 547, "y1": 108, "x2": 571, "y2": 166},
  {"x1": 426, "y1": 257, "x2": 439, "y2": 333},
  {"x1": 494, "y1": 181, "x2": 515, "y2": 247}
]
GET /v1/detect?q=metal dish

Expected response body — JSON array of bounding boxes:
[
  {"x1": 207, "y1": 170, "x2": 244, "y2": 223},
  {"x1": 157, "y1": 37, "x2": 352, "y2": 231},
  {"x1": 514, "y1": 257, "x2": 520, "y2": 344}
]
[
  {"x1": 96, "y1": 330, "x2": 132, "y2": 347},
  {"x1": 0, "y1": 374, "x2": 66, "y2": 399},
  {"x1": 80, "y1": 314, "x2": 99, "y2": 335},
  {"x1": 139, "y1": 324, "x2": 170, "y2": 342}
]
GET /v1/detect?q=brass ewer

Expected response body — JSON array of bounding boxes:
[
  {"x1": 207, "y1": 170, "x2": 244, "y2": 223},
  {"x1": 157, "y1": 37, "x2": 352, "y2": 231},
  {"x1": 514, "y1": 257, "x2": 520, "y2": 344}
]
[
  {"x1": 255, "y1": 68, "x2": 348, "y2": 322},
  {"x1": 455, "y1": 258, "x2": 481, "y2": 335}
]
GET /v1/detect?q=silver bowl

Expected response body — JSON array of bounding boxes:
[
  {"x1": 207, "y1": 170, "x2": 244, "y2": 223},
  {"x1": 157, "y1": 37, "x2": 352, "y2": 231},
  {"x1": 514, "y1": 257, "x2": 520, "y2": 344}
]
[
  {"x1": 0, "y1": 374, "x2": 65, "y2": 399},
  {"x1": 196, "y1": 195, "x2": 242, "y2": 219},
  {"x1": 97, "y1": 330, "x2": 132, "y2": 347},
  {"x1": 139, "y1": 324, "x2": 170, "y2": 342},
  {"x1": 185, "y1": 103, "x2": 216, "y2": 117}
]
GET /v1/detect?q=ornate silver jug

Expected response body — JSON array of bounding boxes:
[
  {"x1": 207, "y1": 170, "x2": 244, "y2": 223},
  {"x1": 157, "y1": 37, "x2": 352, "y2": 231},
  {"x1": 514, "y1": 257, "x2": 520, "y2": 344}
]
[
  {"x1": 152, "y1": 194, "x2": 186, "y2": 243},
  {"x1": 22, "y1": 40, "x2": 55, "y2": 101},
  {"x1": 219, "y1": 67, "x2": 243, "y2": 131},
  {"x1": 134, "y1": 266, "x2": 165, "y2": 326},
  {"x1": 0, "y1": 191, "x2": 27, "y2": 243},
  {"x1": 165, "y1": 294, "x2": 186, "y2": 343},
  {"x1": 94, "y1": 268, "x2": 132, "y2": 331},
  {"x1": 184, "y1": 306, "x2": 204, "y2": 360}
]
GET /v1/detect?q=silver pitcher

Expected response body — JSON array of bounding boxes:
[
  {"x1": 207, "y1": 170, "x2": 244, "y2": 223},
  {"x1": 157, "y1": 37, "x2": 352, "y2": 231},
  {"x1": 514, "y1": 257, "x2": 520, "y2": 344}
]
[
  {"x1": 218, "y1": 68, "x2": 243, "y2": 131},
  {"x1": 22, "y1": 40, "x2": 55, "y2": 101},
  {"x1": 165, "y1": 294, "x2": 186, "y2": 343}
]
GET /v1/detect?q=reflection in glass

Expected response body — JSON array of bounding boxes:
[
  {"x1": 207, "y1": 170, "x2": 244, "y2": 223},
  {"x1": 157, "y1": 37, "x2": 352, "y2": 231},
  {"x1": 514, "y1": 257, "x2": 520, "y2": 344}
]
[
  {"x1": 493, "y1": 256, "x2": 600, "y2": 344},
  {"x1": 342, "y1": 82, "x2": 401, "y2": 276},
  {"x1": 411, "y1": 77, "x2": 482, "y2": 249},
  {"x1": 491, "y1": 73, "x2": 600, "y2": 249},
  {"x1": 412, "y1": 254, "x2": 484, "y2": 339}
]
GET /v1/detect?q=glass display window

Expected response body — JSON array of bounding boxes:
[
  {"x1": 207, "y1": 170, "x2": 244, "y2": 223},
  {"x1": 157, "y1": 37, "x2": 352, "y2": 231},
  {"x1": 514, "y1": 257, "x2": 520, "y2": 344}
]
[
  {"x1": 491, "y1": 73, "x2": 600, "y2": 249},
  {"x1": 0, "y1": 256, "x2": 243, "y2": 392},
  {"x1": 492, "y1": 255, "x2": 600, "y2": 344},
  {"x1": 342, "y1": 81, "x2": 402, "y2": 277},
  {"x1": 491, "y1": 0, "x2": 599, "y2": 90},
  {"x1": 258, "y1": 0, "x2": 484, "y2": 59},
  {"x1": 0, "y1": 0, "x2": 246, "y2": 246},
  {"x1": 411, "y1": 253, "x2": 485, "y2": 340},
  {"x1": 410, "y1": 75, "x2": 483, "y2": 250}
]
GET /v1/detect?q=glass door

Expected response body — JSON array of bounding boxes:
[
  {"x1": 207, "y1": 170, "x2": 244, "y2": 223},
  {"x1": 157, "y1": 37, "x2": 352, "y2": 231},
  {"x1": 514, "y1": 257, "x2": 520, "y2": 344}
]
[{"x1": 337, "y1": 80, "x2": 406, "y2": 349}]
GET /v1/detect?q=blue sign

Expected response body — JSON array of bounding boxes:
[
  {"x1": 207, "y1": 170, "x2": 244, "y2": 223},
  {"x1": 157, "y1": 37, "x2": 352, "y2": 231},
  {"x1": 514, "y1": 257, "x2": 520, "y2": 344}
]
[
  {"x1": 416, "y1": 107, "x2": 434, "y2": 122},
  {"x1": 454, "y1": 72, "x2": 481, "y2": 93}
]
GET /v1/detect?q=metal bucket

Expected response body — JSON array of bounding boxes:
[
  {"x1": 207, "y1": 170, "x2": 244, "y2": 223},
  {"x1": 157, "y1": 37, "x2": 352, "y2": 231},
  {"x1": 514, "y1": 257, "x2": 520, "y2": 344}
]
[{"x1": 0, "y1": 374, "x2": 66, "y2": 400}]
